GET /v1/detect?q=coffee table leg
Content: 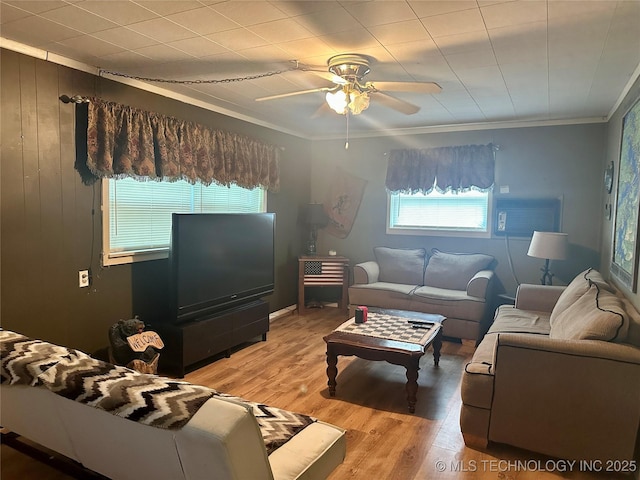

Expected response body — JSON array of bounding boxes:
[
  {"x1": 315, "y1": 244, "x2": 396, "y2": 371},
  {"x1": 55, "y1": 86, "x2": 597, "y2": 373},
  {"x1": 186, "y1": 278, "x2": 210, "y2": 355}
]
[
  {"x1": 405, "y1": 359, "x2": 420, "y2": 413},
  {"x1": 433, "y1": 330, "x2": 442, "y2": 367},
  {"x1": 326, "y1": 347, "x2": 338, "y2": 397}
]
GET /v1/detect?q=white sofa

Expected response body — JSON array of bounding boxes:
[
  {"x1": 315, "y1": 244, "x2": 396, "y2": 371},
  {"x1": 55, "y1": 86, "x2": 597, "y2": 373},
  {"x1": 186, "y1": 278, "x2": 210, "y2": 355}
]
[
  {"x1": 349, "y1": 247, "x2": 496, "y2": 341},
  {"x1": 0, "y1": 331, "x2": 346, "y2": 480}
]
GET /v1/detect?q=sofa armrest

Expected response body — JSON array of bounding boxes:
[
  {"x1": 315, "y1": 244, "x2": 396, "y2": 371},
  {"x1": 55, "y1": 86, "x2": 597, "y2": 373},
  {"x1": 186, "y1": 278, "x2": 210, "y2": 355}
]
[
  {"x1": 514, "y1": 284, "x2": 565, "y2": 313},
  {"x1": 466, "y1": 270, "x2": 494, "y2": 298},
  {"x1": 353, "y1": 261, "x2": 379, "y2": 284},
  {"x1": 490, "y1": 333, "x2": 640, "y2": 461},
  {"x1": 176, "y1": 398, "x2": 273, "y2": 480}
]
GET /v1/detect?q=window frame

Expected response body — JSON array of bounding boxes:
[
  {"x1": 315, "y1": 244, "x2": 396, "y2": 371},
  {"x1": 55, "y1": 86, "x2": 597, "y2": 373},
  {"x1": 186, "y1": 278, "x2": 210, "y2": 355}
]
[
  {"x1": 101, "y1": 179, "x2": 267, "y2": 266},
  {"x1": 386, "y1": 189, "x2": 493, "y2": 238}
]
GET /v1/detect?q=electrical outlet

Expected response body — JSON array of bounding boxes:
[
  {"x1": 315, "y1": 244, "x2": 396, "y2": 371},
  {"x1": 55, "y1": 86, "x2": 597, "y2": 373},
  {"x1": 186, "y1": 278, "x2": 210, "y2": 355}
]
[{"x1": 79, "y1": 270, "x2": 90, "y2": 288}]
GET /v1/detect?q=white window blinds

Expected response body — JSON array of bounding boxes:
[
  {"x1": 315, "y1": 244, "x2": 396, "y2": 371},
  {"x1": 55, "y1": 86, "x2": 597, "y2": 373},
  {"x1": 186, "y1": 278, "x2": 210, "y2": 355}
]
[
  {"x1": 388, "y1": 190, "x2": 490, "y2": 235},
  {"x1": 103, "y1": 178, "x2": 265, "y2": 265}
]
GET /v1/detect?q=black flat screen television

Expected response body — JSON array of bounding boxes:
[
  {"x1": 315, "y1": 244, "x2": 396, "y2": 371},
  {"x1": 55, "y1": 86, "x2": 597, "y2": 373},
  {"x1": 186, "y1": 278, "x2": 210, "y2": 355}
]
[{"x1": 170, "y1": 213, "x2": 275, "y2": 323}]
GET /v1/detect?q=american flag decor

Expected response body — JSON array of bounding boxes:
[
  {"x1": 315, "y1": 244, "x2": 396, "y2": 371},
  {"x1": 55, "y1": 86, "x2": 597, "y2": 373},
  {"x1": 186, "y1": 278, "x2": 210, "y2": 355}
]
[{"x1": 303, "y1": 260, "x2": 345, "y2": 286}]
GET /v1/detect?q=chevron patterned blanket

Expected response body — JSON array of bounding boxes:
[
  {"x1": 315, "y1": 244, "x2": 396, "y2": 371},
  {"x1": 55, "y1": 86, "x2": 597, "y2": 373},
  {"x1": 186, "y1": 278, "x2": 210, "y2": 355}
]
[
  {"x1": 1, "y1": 330, "x2": 314, "y2": 454},
  {"x1": 215, "y1": 393, "x2": 315, "y2": 455}
]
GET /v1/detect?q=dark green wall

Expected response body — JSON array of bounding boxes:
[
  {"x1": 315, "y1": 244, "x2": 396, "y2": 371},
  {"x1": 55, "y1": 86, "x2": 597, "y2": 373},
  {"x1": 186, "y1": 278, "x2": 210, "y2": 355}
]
[
  {"x1": 0, "y1": 49, "x2": 311, "y2": 354},
  {"x1": 310, "y1": 123, "x2": 607, "y2": 295}
]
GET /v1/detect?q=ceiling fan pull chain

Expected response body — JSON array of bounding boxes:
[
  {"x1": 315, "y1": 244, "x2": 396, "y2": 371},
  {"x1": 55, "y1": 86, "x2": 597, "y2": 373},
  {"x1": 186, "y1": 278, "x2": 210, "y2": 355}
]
[{"x1": 345, "y1": 112, "x2": 350, "y2": 150}]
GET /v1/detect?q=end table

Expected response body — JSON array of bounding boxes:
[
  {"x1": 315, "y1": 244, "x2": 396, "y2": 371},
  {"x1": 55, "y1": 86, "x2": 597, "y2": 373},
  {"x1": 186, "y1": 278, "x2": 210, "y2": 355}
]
[{"x1": 298, "y1": 256, "x2": 349, "y2": 315}]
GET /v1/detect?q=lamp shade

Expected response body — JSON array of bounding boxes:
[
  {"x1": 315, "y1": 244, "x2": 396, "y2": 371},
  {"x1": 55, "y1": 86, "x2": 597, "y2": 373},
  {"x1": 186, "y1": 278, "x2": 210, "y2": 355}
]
[
  {"x1": 306, "y1": 203, "x2": 328, "y2": 226},
  {"x1": 527, "y1": 231, "x2": 568, "y2": 260}
]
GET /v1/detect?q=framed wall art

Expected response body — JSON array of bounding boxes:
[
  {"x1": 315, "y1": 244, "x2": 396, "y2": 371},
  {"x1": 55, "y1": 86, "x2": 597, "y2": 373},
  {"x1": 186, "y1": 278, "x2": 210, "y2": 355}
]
[{"x1": 611, "y1": 97, "x2": 640, "y2": 291}]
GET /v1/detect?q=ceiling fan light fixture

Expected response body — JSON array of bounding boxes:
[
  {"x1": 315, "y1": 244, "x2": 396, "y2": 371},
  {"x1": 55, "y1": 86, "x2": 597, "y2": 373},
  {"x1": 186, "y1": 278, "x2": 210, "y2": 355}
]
[
  {"x1": 326, "y1": 89, "x2": 348, "y2": 114},
  {"x1": 349, "y1": 90, "x2": 369, "y2": 115},
  {"x1": 326, "y1": 84, "x2": 370, "y2": 115}
]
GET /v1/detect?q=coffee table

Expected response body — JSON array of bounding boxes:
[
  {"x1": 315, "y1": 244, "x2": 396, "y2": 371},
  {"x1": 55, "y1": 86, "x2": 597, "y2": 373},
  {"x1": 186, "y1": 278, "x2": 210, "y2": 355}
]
[{"x1": 323, "y1": 308, "x2": 445, "y2": 413}]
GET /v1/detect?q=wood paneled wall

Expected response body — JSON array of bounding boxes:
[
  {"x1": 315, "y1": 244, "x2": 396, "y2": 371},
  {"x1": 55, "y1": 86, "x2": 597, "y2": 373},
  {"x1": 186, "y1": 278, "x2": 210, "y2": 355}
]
[{"x1": 0, "y1": 49, "x2": 311, "y2": 354}]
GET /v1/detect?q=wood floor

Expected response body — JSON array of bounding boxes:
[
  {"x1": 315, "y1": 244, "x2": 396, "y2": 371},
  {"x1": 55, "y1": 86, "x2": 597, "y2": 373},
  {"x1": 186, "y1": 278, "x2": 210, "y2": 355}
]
[{"x1": 1, "y1": 308, "x2": 635, "y2": 479}]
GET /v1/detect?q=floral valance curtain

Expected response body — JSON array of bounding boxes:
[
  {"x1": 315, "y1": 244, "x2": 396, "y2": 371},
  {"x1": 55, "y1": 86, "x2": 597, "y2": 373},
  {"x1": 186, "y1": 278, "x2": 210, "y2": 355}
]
[
  {"x1": 385, "y1": 143, "x2": 495, "y2": 194},
  {"x1": 84, "y1": 97, "x2": 280, "y2": 191}
]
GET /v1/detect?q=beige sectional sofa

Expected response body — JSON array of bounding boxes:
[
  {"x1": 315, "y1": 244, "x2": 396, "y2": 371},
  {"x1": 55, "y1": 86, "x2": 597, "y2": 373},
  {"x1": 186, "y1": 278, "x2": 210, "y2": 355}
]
[
  {"x1": 460, "y1": 268, "x2": 640, "y2": 462},
  {"x1": 348, "y1": 247, "x2": 495, "y2": 341},
  {"x1": 0, "y1": 330, "x2": 346, "y2": 480}
]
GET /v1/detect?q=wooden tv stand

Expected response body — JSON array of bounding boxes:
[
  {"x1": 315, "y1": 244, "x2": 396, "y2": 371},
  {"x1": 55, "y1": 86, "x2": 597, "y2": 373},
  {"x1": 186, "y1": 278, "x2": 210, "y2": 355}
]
[{"x1": 157, "y1": 299, "x2": 269, "y2": 377}]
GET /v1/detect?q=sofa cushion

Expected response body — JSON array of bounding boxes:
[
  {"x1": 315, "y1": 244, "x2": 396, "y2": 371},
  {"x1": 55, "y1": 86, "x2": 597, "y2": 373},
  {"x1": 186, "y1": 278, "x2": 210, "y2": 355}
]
[
  {"x1": 268, "y1": 421, "x2": 346, "y2": 480},
  {"x1": 412, "y1": 286, "x2": 481, "y2": 302},
  {"x1": 550, "y1": 284, "x2": 629, "y2": 342},
  {"x1": 550, "y1": 268, "x2": 613, "y2": 326},
  {"x1": 349, "y1": 282, "x2": 416, "y2": 309},
  {"x1": 423, "y1": 249, "x2": 494, "y2": 291},
  {"x1": 373, "y1": 247, "x2": 426, "y2": 285},
  {"x1": 489, "y1": 305, "x2": 551, "y2": 335}
]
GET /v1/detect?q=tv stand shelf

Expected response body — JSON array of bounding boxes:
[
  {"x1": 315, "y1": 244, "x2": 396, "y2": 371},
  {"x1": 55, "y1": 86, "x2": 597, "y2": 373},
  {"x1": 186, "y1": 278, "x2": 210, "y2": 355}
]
[{"x1": 158, "y1": 300, "x2": 269, "y2": 377}]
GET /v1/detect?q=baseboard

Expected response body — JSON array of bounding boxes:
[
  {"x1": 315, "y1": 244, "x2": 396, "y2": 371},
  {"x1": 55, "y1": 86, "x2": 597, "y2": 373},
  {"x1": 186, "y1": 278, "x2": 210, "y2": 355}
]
[{"x1": 269, "y1": 304, "x2": 297, "y2": 322}]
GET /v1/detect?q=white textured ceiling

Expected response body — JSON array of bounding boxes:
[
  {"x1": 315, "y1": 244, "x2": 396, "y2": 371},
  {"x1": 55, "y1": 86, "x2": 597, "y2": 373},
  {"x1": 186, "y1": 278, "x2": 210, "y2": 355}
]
[{"x1": 2, "y1": 0, "x2": 639, "y2": 138}]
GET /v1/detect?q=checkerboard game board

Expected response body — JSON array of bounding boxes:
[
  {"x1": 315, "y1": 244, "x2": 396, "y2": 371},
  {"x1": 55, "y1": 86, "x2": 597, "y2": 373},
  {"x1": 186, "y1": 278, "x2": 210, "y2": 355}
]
[{"x1": 335, "y1": 311, "x2": 439, "y2": 345}]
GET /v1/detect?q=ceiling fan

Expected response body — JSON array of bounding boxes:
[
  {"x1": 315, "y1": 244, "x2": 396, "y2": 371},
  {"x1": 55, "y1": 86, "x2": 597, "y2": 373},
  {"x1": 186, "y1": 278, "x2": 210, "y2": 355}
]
[{"x1": 255, "y1": 53, "x2": 441, "y2": 116}]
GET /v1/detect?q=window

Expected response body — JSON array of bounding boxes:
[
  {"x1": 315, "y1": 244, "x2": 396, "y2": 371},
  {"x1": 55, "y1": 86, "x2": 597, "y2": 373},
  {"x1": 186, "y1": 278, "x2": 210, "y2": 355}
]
[
  {"x1": 387, "y1": 189, "x2": 492, "y2": 237},
  {"x1": 102, "y1": 178, "x2": 266, "y2": 265}
]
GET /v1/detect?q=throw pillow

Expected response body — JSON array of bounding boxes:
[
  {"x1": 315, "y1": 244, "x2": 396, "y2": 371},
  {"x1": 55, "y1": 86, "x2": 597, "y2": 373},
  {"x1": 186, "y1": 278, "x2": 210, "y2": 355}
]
[
  {"x1": 423, "y1": 249, "x2": 494, "y2": 291},
  {"x1": 550, "y1": 283, "x2": 628, "y2": 342},
  {"x1": 373, "y1": 247, "x2": 426, "y2": 285},
  {"x1": 550, "y1": 268, "x2": 613, "y2": 326},
  {"x1": 584, "y1": 268, "x2": 615, "y2": 292}
]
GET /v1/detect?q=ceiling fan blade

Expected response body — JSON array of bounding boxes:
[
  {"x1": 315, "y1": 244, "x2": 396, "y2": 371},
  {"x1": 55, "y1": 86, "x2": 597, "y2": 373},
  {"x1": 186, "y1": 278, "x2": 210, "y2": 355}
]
[
  {"x1": 368, "y1": 81, "x2": 442, "y2": 94},
  {"x1": 371, "y1": 91, "x2": 421, "y2": 115},
  {"x1": 311, "y1": 102, "x2": 331, "y2": 118},
  {"x1": 304, "y1": 69, "x2": 348, "y2": 85},
  {"x1": 255, "y1": 87, "x2": 332, "y2": 102}
]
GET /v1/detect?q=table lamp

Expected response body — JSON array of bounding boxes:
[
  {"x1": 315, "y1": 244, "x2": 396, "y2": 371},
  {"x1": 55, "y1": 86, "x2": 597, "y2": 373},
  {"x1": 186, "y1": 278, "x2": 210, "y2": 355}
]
[
  {"x1": 306, "y1": 203, "x2": 328, "y2": 255},
  {"x1": 527, "y1": 231, "x2": 568, "y2": 285}
]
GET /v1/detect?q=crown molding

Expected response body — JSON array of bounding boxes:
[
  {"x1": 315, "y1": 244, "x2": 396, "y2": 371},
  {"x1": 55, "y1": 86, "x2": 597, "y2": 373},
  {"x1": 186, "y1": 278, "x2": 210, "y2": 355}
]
[
  {"x1": 310, "y1": 116, "x2": 608, "y2": 141},
  {"x1": 0, "y1": 38, "x2": 306, "y2": 139}
]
